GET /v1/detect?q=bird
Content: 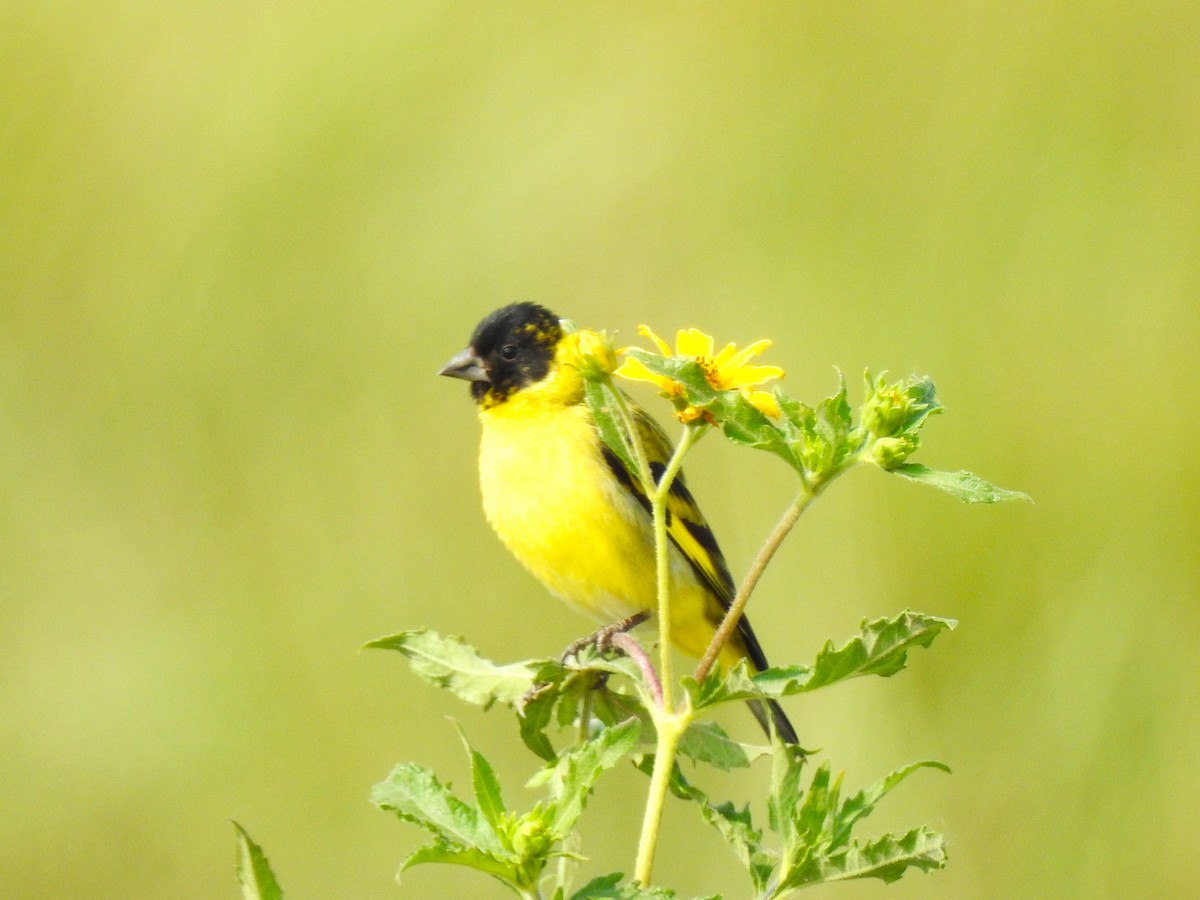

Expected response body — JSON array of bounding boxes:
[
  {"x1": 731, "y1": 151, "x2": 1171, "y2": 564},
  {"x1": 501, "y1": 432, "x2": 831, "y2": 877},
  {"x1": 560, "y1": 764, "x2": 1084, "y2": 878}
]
[{"x1": 439, "y1": 301, "x2": 797, "y2": 744}]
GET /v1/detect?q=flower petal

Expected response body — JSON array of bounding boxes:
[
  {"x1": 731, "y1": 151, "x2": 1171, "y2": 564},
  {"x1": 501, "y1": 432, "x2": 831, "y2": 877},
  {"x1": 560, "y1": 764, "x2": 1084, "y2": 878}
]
[
  {"x1": 745, "y1": 389, "x2": 781, "y2": 419},
  {"x1": 613, "y1": 356, "x2": 672, "y2": 390},
  {"x1": 727, "y1": 363, "x2": 784, "y2": 386},
  {"x1": 637, "y1": 324, "x2": 672, "y2": 357},
  {"x1": 675, "y1": 328, "x2": 714, "y2": 358},
  {"x1": 725, "y1": 338, "x2": 773, "y2": 370}
]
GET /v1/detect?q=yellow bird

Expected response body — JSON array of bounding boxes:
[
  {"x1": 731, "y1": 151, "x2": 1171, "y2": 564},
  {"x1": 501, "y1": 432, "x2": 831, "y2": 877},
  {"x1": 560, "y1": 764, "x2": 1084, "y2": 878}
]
[{"x1": 440, "y1": 302, "x2": 797, "y2": 743}]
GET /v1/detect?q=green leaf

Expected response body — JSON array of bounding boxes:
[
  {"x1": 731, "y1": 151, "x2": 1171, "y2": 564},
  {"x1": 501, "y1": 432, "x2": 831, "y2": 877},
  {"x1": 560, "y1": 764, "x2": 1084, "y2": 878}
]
[
  {"x1": 621, "y1": 349, "x2": 719, "y2": 405},
  {"x1": 568, "y1": 873, "x2": 685, "y2": 898},
  {"x1": 794, "y1": 762, "x2": 839, "y2": 849},
  {"x1": 398, "y1": 841, "x2": 524, "y2": 889},
  {"x1": 761, "y1": 611, "x2": 957, "y2": 693},
  {"x1": 514, "y1": 651, "x2": 650, "y2": 762},
  {"x1": 232, "y1": 822, "x2": 283, "y2": 900},
  {"x1": 765, "y1": 758, "x2": 950, "y2": 895},
  {"x1": 696, "y1": 799, "x2": 773, "y2": 894},
  {"x1": 831, "y1": 760, "x2": 950, "y2": 849},
  {"x1": 585, "y1": 379, "x2": 640, "y2": 480},
  {"x1": 709, "y1": 390, "x2": 793, "y2": 462},
  {"x1": 371, "y1": 762, "x2": 510, "y2": 858},
  {"x1": 816, "y1": 826, "x2": 948, "y2": 885},
  {"x1": 771, "y1": 374, "x2": 861, "y2": 479},
  {"x1": 676, "y1": 721, "x2": 753, "y2": 771},
  {"x1": 687, "y1": 612, "x2": 956, "y2": 712},
  {"x1": 540, "y1": 718, "x2": 642, "y2": 838},
  {"x1": 366, "y1": 630, "x2": 552, "y2": 708},
  {"x1": 466, "y1": 739, "x2": 508, "y2": 835},
  {"x1": 667, "y1": 765, "x2": 773, "y2": 893},
  {"x1": 517, "y1": 684, "x2": 560, "y2": 762},
  {"x1": 813, "y1": 374, "x2": 854, "y2": 466},
  {"x1": 890, "y1": 463, "x2": 1032, "y2": 504},
  {"x1": 767, "y1": 744, "x2": 808, "y2": 856}
]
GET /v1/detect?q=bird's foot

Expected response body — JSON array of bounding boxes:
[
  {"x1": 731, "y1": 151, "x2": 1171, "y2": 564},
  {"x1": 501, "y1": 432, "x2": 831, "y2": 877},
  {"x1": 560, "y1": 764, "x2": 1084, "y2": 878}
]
[{"x1": 560, "y1": 611, "x2": 650, "y2": 663}]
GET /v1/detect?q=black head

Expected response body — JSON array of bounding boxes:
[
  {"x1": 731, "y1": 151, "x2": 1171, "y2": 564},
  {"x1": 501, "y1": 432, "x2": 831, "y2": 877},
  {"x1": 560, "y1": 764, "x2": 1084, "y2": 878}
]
[{"x1": 439, "y1": 302, "x2": 563, "y2": 405}]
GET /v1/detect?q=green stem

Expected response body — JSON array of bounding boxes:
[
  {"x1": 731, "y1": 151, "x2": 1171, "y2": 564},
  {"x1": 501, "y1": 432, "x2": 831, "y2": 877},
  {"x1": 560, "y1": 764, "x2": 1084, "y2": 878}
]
[
  {"x1": 632, "y1": 424, "x2": 700, "y2": 888},
  {"x1": 648, "y1": 424, "x2": 700, "y2": 713},
  {"x1": 632, "y1": 709, "x2": 689, "y2": 886},
  {"x1": 607, "y1": 381, "x2": 654, "y2": 489}
]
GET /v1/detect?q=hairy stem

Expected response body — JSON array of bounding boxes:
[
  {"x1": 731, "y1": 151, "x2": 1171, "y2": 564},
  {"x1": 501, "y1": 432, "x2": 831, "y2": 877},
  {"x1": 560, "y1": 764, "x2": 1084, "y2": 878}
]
[
  {"x1": 632, "y1": 710, "x2": 688, "y2": 886},
  {"x1": 649, "y1": 424, "x2": 699, "y2": 713},
  {"x1": 609, "y1": 633, "x2": 663, "y2": 709},
  {"x1": 694, "y1": 484, "x2": 815, "y2": 684},
  {"x1": 607, "y1": 381, "x2": 654, "y2": 489}
]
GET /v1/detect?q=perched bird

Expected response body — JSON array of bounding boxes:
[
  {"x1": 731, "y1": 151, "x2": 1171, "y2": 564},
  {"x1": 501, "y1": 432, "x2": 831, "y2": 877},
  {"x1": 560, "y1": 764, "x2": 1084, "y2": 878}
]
[{"x1": 440, "y1": 302, "x2": 797, "y2": 744}]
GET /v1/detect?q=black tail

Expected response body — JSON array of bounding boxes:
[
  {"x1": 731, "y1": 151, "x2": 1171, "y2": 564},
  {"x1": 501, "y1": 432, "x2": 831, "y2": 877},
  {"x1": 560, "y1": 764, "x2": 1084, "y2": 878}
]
[{"x1": 748, "y1": 697, "x2": 800, "y2": 746}]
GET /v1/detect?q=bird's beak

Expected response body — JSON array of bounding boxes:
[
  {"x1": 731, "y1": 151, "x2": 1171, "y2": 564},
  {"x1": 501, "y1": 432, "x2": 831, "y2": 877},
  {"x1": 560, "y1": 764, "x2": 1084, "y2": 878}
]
[{"x1": 438, "y1": 347, "x2": 489, "y2": 383}]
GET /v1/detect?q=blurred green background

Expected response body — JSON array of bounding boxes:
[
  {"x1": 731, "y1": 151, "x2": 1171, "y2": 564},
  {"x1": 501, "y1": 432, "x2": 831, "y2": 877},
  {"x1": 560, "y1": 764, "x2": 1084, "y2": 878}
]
[{"x1": 3, "y1": 3, "x2": 1197, "y2": 897}]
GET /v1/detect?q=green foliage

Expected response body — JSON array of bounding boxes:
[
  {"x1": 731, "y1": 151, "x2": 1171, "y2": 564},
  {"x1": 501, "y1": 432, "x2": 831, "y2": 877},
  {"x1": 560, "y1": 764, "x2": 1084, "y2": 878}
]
[
  {"x1": 686, "y1": 611, "x2": 956, "y2": 714},
  {"x1": 663, "y1": 753, "x2": 948, "y2": 898},
  {"x1": 370, "y1": 721, "x2": 644, "y2": 898},
  {"x1": 364, "y1": 630, "x2": 558, "y2": 709},
  {"x1": 608, "y1": 354, "x2": 1026, "y2": 504},
  {"x1": 233, "y1": 823, "x2": 284, "y2": 900},
  {"x1": 364, "y1": 617, "x2": 954, "y2": 898},
  {"x1": 889, "y1": 463, "x2": 1033, "y2": 503}
]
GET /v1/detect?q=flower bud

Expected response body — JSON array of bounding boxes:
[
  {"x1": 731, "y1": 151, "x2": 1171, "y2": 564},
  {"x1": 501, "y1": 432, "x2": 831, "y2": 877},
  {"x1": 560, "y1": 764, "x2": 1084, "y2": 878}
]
[
  {"x1": 871, "y1": 435, "x2": 920, "y2": 469},
  {"x1": 861, "y1": 386, "x2": 912, "y2": 438},
  {"x1": 568, "y1": 329, "x2": 618, "y2": 379}
]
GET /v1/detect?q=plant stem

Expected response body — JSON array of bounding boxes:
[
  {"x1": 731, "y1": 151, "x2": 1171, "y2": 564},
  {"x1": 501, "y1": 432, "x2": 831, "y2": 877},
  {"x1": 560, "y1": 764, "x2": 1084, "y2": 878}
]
[
  {"x1": 649, "y1": 424, "x2": 699, "y2": 714},
  {"x1": 609, "y1": 633, "x2": 663, "y2": 709},
  {"x1": 632, "y1": 709, "x2": 688, "y2": 886},
  {"x1": 607, "y1": 381, "x2": 654, "y2": 489},
  {"x1": 694, "y1": 484, "x2": 815, "y2": 684}
]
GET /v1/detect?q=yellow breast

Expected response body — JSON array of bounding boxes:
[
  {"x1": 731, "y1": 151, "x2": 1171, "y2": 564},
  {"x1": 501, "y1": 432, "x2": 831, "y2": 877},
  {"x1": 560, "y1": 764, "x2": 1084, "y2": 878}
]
[{"x1": 479, "y1": 398, "x2": 658, "y2": 623}]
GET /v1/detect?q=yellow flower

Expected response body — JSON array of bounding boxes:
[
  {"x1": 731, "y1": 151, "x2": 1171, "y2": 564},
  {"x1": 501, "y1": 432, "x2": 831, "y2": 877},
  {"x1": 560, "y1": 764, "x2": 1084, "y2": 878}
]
[{"x1": 615, "y1": 325, "x2": 784, "y2": 419}]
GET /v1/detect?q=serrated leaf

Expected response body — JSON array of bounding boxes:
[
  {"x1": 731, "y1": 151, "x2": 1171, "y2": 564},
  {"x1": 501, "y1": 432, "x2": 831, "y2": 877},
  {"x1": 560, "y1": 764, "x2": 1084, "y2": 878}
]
[
  {"x1": 687, "y1": 612, "x2": 956, "y2": 712},
  {"x1": 669, "y1": 768, "x2": 773, "y2": 893},
  {"x1": 767, "y1": 745, "x2": 808, "y2": 854},
  {"x1": 814, "y1": 375, "x2": 853, "y2": 465},
  {"x1": 466, "y1": 740, "x2": 508, "y2": 835},
  {"x1": 831, "y1": 760, "x2": 950, "y2": 849},
  {"x1": 709, "y1": 391, "x2": 793, "y2": 461},
  {"x1": 371, "y1": 763, "x2": 509, "y2": 858},
  {"x1": 515, "y1": 651, "x2": 650, "y2": 761},
  {"x1": 366, "y1": 630, "x2": 553, "y2": 708},
  {"x1": 542, "y1": 719, "x2": 642, "y2": 838},
  {"x1": 696, "y1": 799, "x2": 773, "y2": 894},
  {"x1": 890, "y1": 463, "x2": 1032, "y2": 504},
  {"x1": 569, "y1": 873, "x2": 684, "y2": 898},
  {"x1": 795, "y1": 764, "x2": 839, "y2": 847},
  {"x1": 233, "y1": 822, "x2": 283, "y2": 900},
  {"x1": 398, "y1": 841, "x2": 523, "y2": 888},
  {"x1": 676, "y1": 721, "x2": 753, "y2": 771},
  {"x1": 817, "y1": 826, "x2": 948, "y2": 885},
  {"x1": 761, "y1": 611, "x2": 957, "y2": 692}
]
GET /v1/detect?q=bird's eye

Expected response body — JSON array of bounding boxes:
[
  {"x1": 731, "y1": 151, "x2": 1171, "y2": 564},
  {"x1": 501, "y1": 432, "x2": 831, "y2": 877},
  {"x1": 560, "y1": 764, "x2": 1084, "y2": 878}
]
[{"x1": 499, "y1": 343, "x2": 519, "y2": 361}]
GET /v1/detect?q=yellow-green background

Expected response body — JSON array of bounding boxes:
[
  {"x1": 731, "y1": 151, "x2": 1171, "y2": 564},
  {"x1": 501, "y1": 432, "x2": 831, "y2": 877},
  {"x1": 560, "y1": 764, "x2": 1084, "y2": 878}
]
[{"x1": 3, "y1": 3, "x2": 1197, "y2": 897}]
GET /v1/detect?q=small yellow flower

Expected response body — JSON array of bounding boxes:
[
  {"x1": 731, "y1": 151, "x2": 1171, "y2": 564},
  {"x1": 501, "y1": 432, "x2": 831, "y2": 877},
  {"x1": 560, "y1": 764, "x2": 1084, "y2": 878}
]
[{"x1": 615, "y1": 324, "x2": 785, "y2": 420}]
